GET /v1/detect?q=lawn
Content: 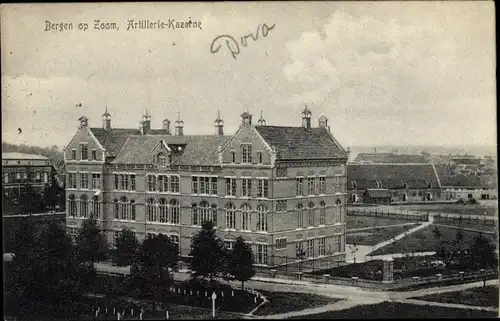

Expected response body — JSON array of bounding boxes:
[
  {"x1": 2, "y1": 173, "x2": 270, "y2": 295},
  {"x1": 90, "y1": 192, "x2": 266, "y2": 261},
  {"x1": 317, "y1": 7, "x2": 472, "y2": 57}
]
[
  {"x1": 412, "y1": 285, "x2": 499, "y2": 308},
  {"x1": 311, "y1": 256, "x2": 493, "y2": 281},
  {"x1": 346, "y1": 224, "x2": 419, "y2": 246},
  {"x1": 91, "y1": 274, "x2": 263, "y2": 314},
  {"x1": 253, "y1": 290, "x2": 340, "y2": 316},
  {"x1": 288, "y1": 301, "x2": 498, "y2": 319},
  {"x1": 434, "y1": 220, "x2": 497, "y2": 232},
  {"x1": 370, "y1": 225, "x2": 497, "y2": 256},
  {"x1": 346, "y1": 215, "x2": 420, "y2": 230},
  {"x1": 393, "y1": 204, "x2": 497, "y2": 216}
]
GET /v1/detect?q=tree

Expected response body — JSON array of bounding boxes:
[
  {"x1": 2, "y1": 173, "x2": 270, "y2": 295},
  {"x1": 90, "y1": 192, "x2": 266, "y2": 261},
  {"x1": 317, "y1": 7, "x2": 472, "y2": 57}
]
[
  {"x1": 112, "y1": 229, "x2": 139, "y2": 267},
  {"x1": 75, "y1": 217, "x2": 109, "y2": 265},
  {"x1": 5, "y1": 221, "x2": 95, "y2": 318},
  {"x1": 432, "y1": 227, "x2": 443, "y2": 254},
  {"x1": 20, "y1": 184, "x2": 43, "y2": 214},
  {"x1": 227, "y1": 236, "x2": 255, "y2": 290},
  {"x1": 43, "y1": 183, "x2": 59, "y2": 211},
  {"x1": 189, "y1": 221, "x2": 226, "y2": 283},
  {"x1": 130, "y1": 233, "x2": 178, "y2": 312},
  {"x1": 470, "y1": 233, "x2": 497, "y2": 270}
]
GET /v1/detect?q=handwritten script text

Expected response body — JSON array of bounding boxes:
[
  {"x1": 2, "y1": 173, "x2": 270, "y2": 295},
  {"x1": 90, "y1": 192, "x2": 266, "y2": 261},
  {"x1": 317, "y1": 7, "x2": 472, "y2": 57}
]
[{"x1": 210, "y1": 23, "x2": 276, "y2": 60}]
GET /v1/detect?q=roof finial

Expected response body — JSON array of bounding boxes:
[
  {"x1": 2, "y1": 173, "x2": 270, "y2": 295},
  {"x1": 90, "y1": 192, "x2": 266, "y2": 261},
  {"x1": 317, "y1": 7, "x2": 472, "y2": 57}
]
[
  {"x1": 177, "y1": 111, "x2": 180, "y2": 121},
  {"x1": 260, "y1": 110, "x2": 263, "y2": 118},
  {"x1": 217, "y1": 110, "x2": 220, "y2": 118}
]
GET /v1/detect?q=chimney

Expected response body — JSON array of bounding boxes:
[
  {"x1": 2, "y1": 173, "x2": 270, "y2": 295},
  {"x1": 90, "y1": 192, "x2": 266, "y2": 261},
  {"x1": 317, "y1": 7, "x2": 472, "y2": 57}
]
[
  {"x1": 141, "y1": 111, "x2": 151, "y2": 135},
  {"x1": 301, "y1": 104, "x2": 312, "y2": 129},
  {"x1": 79, "y1": 116, "x2": 89, "y2": 128},
  {"x1": 162, "y1": 119, "x2": 171, "y2": 134},
  {"x1": 174, "y1": 112, "x2": 184, "y2": 136},
  {"x1": 102, "y1": 107, "x2": 111, "y2": 130},
  {"x1": 241, "y1": 111, "x2": 252, "y2": 126},
  {"x1": 318, "y1": 116, "x2": 328, "y2": 129},
  {"x1": 214, "y1": 111, "x2": 224, "y2": 136}
]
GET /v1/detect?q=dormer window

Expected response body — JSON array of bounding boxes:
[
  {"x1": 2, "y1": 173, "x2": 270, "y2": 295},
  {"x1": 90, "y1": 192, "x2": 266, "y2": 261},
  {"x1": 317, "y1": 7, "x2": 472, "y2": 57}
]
[
  {"x1": 376, "y1": 180, "x2": 383, "y2": 188},
  {"x1": 71, "y1": 149, "x2": 77, "y2": 160},
  {"x1": 158, "y1": 153, "x2": 167, "y2": 167},
  {"x1": 241, "y1": 144, "x2": 252, "y2": 163},
  {"x1": 80, "y1": 143, "x2": 88, "y2": 160}
]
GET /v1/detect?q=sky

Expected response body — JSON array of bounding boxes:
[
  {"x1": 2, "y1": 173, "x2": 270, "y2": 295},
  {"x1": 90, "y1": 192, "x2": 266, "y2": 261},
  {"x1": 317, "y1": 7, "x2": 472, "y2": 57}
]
[{"x1": 1, "y1": 2, "x2": 496, "y2": 150}]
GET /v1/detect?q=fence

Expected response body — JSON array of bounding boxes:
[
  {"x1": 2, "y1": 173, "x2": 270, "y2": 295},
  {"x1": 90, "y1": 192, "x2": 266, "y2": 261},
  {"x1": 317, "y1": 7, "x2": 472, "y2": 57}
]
[
  {"x1": 254, "y1": 266, "x2": 498, "y2": 291},
  {"x1": 433, "y1": 213, "x2": 497, "y2": 225},
  {"x1": 253, "y1": 253, "x2": 346, "y2": 276},
  {"x1": 347, "y1": 209, "x2": 428, "y2": 222}
]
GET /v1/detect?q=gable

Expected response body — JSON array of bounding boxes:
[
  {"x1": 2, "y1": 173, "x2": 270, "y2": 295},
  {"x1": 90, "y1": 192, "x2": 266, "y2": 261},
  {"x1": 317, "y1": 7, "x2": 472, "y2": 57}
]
[
  {"x1": 64, "y1": 126, "x2": 104, "y2": 161},
  {"x1": 220, "y1": 125, "x2": 272, "y2": 165}
]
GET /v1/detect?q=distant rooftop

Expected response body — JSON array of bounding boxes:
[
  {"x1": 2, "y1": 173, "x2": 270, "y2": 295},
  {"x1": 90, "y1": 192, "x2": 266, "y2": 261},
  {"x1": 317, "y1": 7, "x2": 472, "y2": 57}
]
[{"x1": 2, "y1": 152, "x2": 48, "y2": 160}]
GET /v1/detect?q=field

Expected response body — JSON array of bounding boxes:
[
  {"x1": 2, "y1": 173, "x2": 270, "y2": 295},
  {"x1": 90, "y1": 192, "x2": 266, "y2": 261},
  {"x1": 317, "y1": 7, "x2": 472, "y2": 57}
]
[
  {"x1": 253, "y1": 291, "x2": 339, "y2": 316},
  {"x1": 288, "y1": 301, "x2": 498, "y2": 319},
  {"x1": 370, "y1": 225, "x2": 497, "y2": 256},
  {"x1": 346, "y1": 224, "x2": 419, "y2": 246},
  {"x1": 412, "y1": 285, "x2": 499, "y2": 308},
  {"x1": 346, "y1": 215, "x2": 420, "y2": 230},
  {"x1": 393, "y1": 204, "x2": 497, "y2": 216}
]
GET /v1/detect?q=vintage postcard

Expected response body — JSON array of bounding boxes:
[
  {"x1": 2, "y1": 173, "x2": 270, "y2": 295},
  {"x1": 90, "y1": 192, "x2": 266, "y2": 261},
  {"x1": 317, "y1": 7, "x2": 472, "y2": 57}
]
[{"x1": 2, "y1": 2, "x2": 498, "y2": 320}]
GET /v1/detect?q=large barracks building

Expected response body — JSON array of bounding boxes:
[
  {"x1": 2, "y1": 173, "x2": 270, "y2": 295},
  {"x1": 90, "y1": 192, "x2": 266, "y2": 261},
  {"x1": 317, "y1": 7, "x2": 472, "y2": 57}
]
[{"x1": 64, "y1": 106, "x2": 348, "y2": 267}]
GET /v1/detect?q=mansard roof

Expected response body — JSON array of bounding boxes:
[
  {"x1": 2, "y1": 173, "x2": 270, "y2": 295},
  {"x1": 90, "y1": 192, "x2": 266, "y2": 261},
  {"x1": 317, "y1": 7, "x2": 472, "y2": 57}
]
[
  {"x1": 90, "y1": 127, "x2": 170, "y2": 157},
  {"x1": 347, "y1": 163, "x2": 441, "y2": 190},
  {"x1": 111, "y1": 135, "x2": 230, "y2": 165},
  {"x1": 354, "y1": 153, "x2": 429, "y2": 164},
  {"x1": 364, "y1": 189, "x2": 392, "y2": 198},
  {"x1": 440, "y1": 174, "x2": 487, "y2": 188},
  {"x1": 254, "y1": 126, "x2": 346, "y2": 160}
]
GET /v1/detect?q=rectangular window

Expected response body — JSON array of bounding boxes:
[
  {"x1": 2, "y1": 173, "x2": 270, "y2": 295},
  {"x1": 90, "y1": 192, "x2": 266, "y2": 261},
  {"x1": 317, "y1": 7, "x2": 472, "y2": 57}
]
[
  {"x1": 35, "y1": 172, "x2": 41, "y2": 181},
  {"x1": 241, "y1": 144, "x2": 252, "y2": 163},
  {"x1": 211, "y1": 177, "x2": 218, "y2": 195},
  {"x1": 114, "y1": 174, "x2": 119, "y2": 190},
  {"x1": 80, "y1": 143, "x2": 88, "y2": 160},
  {"x1": 307, "y1": 177, "x2": 315, "y2": 195},
  {"x1": 43, "y1": 172, "x2": 48, "y2": 183},
  {"x1": 276, "y1": 237, "x2": 287, "y2": 250},
  {"x1": 231, "y1": 151, "x2": 236, "y2": 163},
  {"x1": 241, "y1": 178, "x2": 252, "y2": 197},
  {"x1": 257, "y1": 179, "x2": 268, "y2": 198},
  {"x1": 80, "y1": 173, "x2": 89, "y2": 189},
  {"x1": 4, "y1": 173, "x2": 8, "y2": 184},
  {"x1": 91, "y1": 173, "x2": 101, "y2": 189},
  {"x1": 277, "y1": 167, "x2": 287, "y2": 178},
  {"x1": 318, "y1": 237, "x2": 326, "y2": 256},
  {"x1": 335, "y1": 175, "x2": 341, "y2": 193},
  {"x1": 192, "y1": 176, "x2": 198, "y2": 194},
  {"x1": 159, "y1": 155, "x2": 167, "y2": 167},
  {"x1": 130, "y1": 175, "x2": 136, "y2": 191},
  {"x1": 92, "y1": 150, "x2": 97, "y2": 161},
  {"x1": 296, "y1": 178, "x2": 303, "y2": 196},
  {"x1": 158, "y1": 175, "x2": 164, "y2": 192},
  {"x1": 170, "y1": 176, "x2": 180, "y2": 193},
  {"x1": 162, "y1": 175, "x2": 169, "y2": 192},
  {"x1": 257, "y1": 152, "x2": 263, "y2": 164},
  {"x1": 332, "y1": 235, "x2": 342, "y2": 253},
  {"x1": 296, "y1": 241, "x2": 304, "y2": 259},
  {"x1": 120, "y1": 174, "x2": 128, "y2": 190},
  {"x1": 319, "y1": 176, "x2": 326, "y2": 194},
  {"x1": 307, "y1": 239, "x2": 314, "y2": 258},
  {"x1": 147, "y1": 174, "x2": 156, "y2": 192},
  {"x1": 224, "y1": 240, "x2": 236, "y2": 251},
  {"x1": 199, "y1": 176, "x2": 207, "y2": 194},
  {"x1": 68, "y1": 172, "x2": 77, "y2": 189},
  {"x1": 71, "y1": 149, "x2": 77, "y2": 160},
  {"x1": 256, "y1": 244, "x2": 268, "y2": 265},
  {"x1": 225, "y1": 178, "x2": 236, "y2": 196}
]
